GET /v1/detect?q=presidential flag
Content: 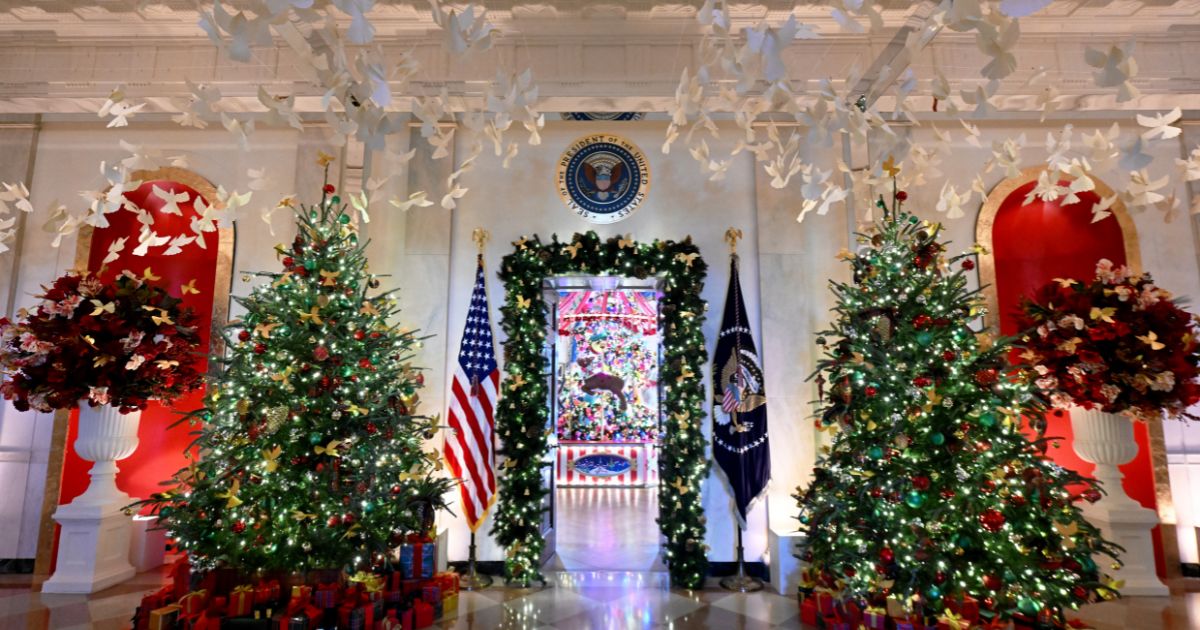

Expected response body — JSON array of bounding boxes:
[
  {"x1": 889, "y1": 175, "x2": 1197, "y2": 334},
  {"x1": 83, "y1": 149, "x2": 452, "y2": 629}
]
[
  {"x1": 445, "y1": 258, "x2": 499, "y2": 532},
  {"x1": 712, "y1": 255, "x2": 770, "y2": 526}
]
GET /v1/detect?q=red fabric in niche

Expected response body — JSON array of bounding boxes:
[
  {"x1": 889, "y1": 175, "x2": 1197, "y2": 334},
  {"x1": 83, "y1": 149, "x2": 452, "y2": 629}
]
[
  {"x1": 52, "y1": 179, "x2": 220, "y2": 569},
  {"x1": 992, "y1": 179, "x2": 1164, "y2": 577}
]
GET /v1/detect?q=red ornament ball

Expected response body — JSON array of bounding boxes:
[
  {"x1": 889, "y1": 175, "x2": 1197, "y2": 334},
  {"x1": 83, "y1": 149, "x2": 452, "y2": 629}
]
[
  {"x1": 843, "y1": 566, "x2": 856, "y2": 578},
  {"x1": 1072, "y1": 586, "x2": 1088, "y2": 599},
  {"x1": 323, "y1": 184, "x2": 336, "y2": 194},
  {"x1": 913, "y1": 314, "x2": 933, "y2": 329},
  {"x1": 934, "y1": 570, "x2": 947, "y2": 584},
  {"x1": 253, "y1": 343, "x2": 266, "y2": 354},
  {"x1": 940, "y1": 488, "x2": 956, "y2": 499},
  {"x1": 870, "y1": 487, "x2": 884, "y2": 498},
  {"x1": 896, "y1": 191, "x2": 908, "y2": 201},
  {"x1": 415, "y1": 373, "x2": 425, "y2": 385},
  {"x1": 864, "y1": 386, "x2": 878, "y2": 397},
  {"x1": 942, "y1": 350, "x2": 956, "y2": 361},
  {"x1": 979, "y1": 508, "x2": 1006, "y2": 533},
  {"x1": 911, "y1": 475, "x2": 931, "y2": 490},
  {"x1": 973, "y1": 368, "x2": 999, "y2": 386},
  {"x1": 391, "y1": 485, "x2": 402, "y2": 495},
  {"x1": 1009, "y1": 494, "x2": 1028, "y2": 507},
  {"x1": 238, "y1": 330, "x2": 251, "y2": 342},
  {"x1": 359, "y1": 358, "x2": 372, "y2": 369},
  {"x1": 342, "y1": 513, "x2": 356, "y2": 525},
  {"x1": 962, "y1": 259, "x2": 976, "y2": 271},
  {"x1": 879, "y1": 547, "x2": 895, "y2": 563},
  {"x1": 983, "y1": 574, "x2": 1002, "y2": 590},
  {"x1": 231, "y1": 520, "x2": 246, "y2": 534},
  {"x1": 282, "y1": 256, "x2": 294, "y2": 267},
  {"x1": 913, "y1": 376, "x2": 932, "y2": 388},
  {"x1": 327, "y1": 515, "x2": 341, "y2": 527},
  {"x1": 1082, "y1": 488, "x2": 1103, "y2": 503},
  {"x1": 354, "y1": 330, "x2": 366, "y2": 341}
]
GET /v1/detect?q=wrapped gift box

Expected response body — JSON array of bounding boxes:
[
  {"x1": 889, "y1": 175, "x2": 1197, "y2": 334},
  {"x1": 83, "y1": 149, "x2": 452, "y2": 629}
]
[
  {"x1": 230, "y1": 585, "x2": 256, "y2": 617},
  {"x1": 148, "y1": 604, "x2": 181, "y2": 630},
  {"x1": 413, "y1": 600, "x2": 434, "y2": 628},
  {"x1": 441, "y1": 592, "x2": 458, "y2": 618},
  {"x1": 862, "y1": 606, "x2": 889, "y2": 630},
  {"x1": 800, "y1": 598, "x2": 819, "y2": 626},
  {"x1": 280, "y1": 605, "x2": 321, "y2": 630},
  {"x1": 399, "y1": 541, "x2": 436, "y2": 579}
]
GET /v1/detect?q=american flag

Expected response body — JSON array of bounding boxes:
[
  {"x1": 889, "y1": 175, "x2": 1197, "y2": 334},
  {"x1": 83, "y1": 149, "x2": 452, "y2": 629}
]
[
  {"x1": 445, "y1": 259, "x2": 498, "y2": 532},
  {"x1": 722, "y1": 367, "x2": 743, "y2": 413}
]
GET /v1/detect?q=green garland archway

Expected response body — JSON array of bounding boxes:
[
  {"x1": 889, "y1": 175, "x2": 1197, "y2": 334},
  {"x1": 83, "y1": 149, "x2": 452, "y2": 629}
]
[{"x1": 492, "y1": 231, "x2": 710, "y2": 588}]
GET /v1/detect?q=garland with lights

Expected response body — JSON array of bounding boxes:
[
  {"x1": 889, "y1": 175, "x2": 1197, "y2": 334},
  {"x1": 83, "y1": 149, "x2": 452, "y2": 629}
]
[
  {"x1": 795, "y1": 189, "x2": 1122, "y2": 626},
  {"x1": 139, "y1": 164, "x2": 453, "y2": 574},
  {"x1": 493, "y1": 232, "x2": 710, "y2": 588}
]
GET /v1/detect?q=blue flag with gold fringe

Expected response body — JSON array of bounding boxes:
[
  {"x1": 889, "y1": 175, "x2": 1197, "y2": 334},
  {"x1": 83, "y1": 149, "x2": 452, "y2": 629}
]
[{"x1": 711, "y1": 254, "x2": 770, "y2": 526}]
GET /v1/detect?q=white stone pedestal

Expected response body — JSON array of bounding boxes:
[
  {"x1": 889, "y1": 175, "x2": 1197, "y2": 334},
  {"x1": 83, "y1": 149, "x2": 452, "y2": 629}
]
[
  {"x1": 130, "y1": 515, "x2": 166, "y2": 573},
  {"x1": 1070, "y1": 407, "x2": 1169, "y2": 596},
  {"x1": 767, "y1": 527, "x2": 805, "y2": 596},
  {"x1": 41, "y1": 404, "x2": 140, "y2": 594}
]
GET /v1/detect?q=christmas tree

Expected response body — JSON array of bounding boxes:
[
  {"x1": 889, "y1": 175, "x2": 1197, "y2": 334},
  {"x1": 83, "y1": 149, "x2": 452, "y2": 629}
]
[
  {"x1": 142, "y1": 162, "x2": 452, "y2": 573},
  {"x1": 796, "y1": 189, "x2": 1121, "y2": 625}
]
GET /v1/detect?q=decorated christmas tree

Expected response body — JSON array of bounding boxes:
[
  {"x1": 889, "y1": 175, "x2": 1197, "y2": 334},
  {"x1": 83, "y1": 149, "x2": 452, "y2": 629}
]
[
  {"x1": 142, "y1": 162, "x2": 452, "y2": 573},
  {"x1": 795, "y1": 189, "x2": 1122, "y2": 626}
]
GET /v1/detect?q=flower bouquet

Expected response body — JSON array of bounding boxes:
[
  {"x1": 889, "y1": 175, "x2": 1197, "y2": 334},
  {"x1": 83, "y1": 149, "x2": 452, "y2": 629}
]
[
  {"x1": 0, "y1": 269, "x2": 204, "y2": 412},
  {"x1": 1013, "y1": 259, "x2": 1200, "y2": 421}
]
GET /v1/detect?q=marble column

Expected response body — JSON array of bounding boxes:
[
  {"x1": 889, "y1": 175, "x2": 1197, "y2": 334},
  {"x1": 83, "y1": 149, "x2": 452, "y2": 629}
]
[{"x1": 752, "y1": 137, "x2": 847, "y2": 593}]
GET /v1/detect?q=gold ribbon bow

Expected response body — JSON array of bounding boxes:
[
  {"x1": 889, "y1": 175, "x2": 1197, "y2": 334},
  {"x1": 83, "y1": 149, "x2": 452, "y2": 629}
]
[
  {"x1": 314, "y1": 439, "x2": 343, "y2": 456},
  {"x1": 349, "y1": 572, "x2": 385, "y2": 593},
  {"x1": 939, "y1": 608, "x2": 968, "y2": 630}
]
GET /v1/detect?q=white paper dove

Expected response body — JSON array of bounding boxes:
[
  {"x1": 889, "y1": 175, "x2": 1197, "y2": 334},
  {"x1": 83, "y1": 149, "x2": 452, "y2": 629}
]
[
  {"x1": 1137, "y1": 107, "x2": 1182, "y2": 141},
  {"x1": 1085, "y1": 40, "x2": 1140, "y2": 102},
  {"x1": 153, "y1": 185, "x2": 190, "y2": 216}
]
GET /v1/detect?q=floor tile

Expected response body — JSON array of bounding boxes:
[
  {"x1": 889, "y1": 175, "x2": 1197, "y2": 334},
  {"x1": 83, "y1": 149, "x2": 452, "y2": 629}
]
[{"x1": 708, "y1": 590, "x2": 802, "y2": 625}]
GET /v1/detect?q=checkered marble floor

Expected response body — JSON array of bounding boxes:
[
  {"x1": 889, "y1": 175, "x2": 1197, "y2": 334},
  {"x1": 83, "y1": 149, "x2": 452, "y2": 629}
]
[{"x1": 1, "y1": 568, "x2": 1197, "y2": 630}]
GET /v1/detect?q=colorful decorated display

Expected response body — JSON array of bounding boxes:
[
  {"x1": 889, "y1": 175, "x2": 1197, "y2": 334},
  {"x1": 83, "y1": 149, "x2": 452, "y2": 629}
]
[
  {"x1": 796, "y1": 190, "x2": 1121, "y2": 628},
  {"x1": 494, "y1": 232, "x2": 709, "y2": 588},
  {"x1": 554, "y1": 289, "x2": 660, "y2": 443},
  {"x1": 139, "y1": 160, "x2": 452, "y2": 574},
  {"x1": 1014, "y1": 259, "x2": 1200, "y2": 421},
  {"x1": 0, "y1": 270, "x2": 203, "y2": 413}
]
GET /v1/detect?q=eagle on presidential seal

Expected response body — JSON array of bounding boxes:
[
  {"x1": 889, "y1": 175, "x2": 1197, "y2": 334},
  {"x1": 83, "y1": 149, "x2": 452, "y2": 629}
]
[{"x1": 577, "y1": 153, "x2": 631, "y2": 203}]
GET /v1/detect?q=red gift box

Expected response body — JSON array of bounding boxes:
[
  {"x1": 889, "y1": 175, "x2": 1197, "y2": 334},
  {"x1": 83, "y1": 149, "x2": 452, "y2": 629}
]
[
  {"x1": 800, "y1": 598, "x2": 819, "y2": 626},
  {"x1": 946, "y1": 596, "x2": 980, "y2": 623},
  {"x1": 814, "y1": 591, "x2": 835, "y2": 615},
  {"x1": 413, "y1": 600, "x2": 434, "y2": 629},
  {"x1": 433, "y1": 572, "x2": 458, "y2": 597},
  {"x1": 338, "y1": 602, "x2": 374, "y2": 630},
  {"x1": 379, "y1": 609, "x2": 404, "y2": 630},
  {"x1": 171, "y1": 557, "x2": 191, "y2": 597},
  {"x1": 230, "y1": 585, "x2": 256, "y2": 617},
  {"x1": 824, "y1": 610, "x2": 851, "y2": 630},
  {"x1": 401, "y1": 579, "x2": 423, "y2": 597},
  {"x1": 278, "y1": 604, "x2": 321, "y2": 630},
  {"x1": 290, "y1": 585, "x2": 312, "y2": 603}
]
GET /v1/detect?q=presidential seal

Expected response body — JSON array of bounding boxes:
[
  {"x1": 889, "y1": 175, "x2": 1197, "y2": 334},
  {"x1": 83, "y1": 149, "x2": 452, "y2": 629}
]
[{"x1": 556, "y1": 134, "x2": 650, "y2": 224}]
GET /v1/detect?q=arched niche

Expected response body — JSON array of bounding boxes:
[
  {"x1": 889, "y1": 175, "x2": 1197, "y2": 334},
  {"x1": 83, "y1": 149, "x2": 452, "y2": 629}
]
[
  {"x1": 976, "y1": 165, "x2": 1175, "y2": 579},
  {"x1": 35, "y1": 167, "x2": 234, "y2": 579}
]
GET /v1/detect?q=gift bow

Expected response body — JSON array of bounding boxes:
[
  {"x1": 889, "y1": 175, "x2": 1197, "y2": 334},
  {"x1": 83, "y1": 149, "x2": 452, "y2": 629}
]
[
  {"x1": 178, "y1": 589, "x2": 208, "y2": 613},
  {"x1": 864, "y1": 605, "x2": 887, "y2": 615},
  {"x1": 939, "y1": 608, "x2": 969, "y2": 630},
  {"x1": 349, "y1": 571, "x2": 385, "y2": 593},
  {"x1": 232, "y1": 585, "x2": 254, "y2": 596}
]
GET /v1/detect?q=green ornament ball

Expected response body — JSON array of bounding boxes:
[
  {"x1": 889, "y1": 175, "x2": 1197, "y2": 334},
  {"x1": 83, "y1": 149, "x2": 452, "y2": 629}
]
[
  {"x1": 349, "y1": 234, "x2": 358, "y2": 245},
  {"x1": 957, "y1": 534, "x2": 973, "y2": 550},
  {"x1": 868, "y1": 446, "x2": 885, "y2": 459},
  {"x1": 331, "y1": 195, "x2": 341, "y2": 205},
  {"x1": 929, "y1": 432, "x2": 946, "y2": 446},
  {"x1": 926, "y1": 585, "x2": 942, "y2": 600},
  {"x1": 916, "y1": 331, "x2": 934, "y2": 346},
  {"x1": 338, "y1": 213, "x2": 351, "y2": 225},
  {"x1": 909, "y1": 215, "x2": 919, "y2": 224},
  {"x1": 1017, "y1": 597, "x2": 1040, "y2": 615},
  {"x1": 304, "y1": 260, "x2": 317, "y2": 271},
  {"x1": 979, "y1": 412, "x2": 997, "y2": 427},
  {"x1": 309, "y1": 432, "x2": 324, "y2": 445},
  {"x1": 904, "y1": 490, "x2": 925, "y2": 508}
]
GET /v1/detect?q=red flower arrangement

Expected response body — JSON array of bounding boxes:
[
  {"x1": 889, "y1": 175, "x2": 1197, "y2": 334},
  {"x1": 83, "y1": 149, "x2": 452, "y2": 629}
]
[
  {"x1": 0, "y1": 270, "x2": 203, "y2": 413},
  {"x1": 1013, "y1": 259, "x2": 1200, "y2": 421}
]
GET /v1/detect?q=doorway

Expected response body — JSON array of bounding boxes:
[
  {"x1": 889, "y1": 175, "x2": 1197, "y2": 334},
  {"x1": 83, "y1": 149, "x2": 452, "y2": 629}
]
[{"x1": 542, "y1": 275, "x2": 664, "y2": 571}]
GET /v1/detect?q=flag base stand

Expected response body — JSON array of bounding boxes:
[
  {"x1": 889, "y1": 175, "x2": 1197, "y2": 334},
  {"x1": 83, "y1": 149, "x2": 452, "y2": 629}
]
[
  {"x1": 719, "y1": 527, "x2": 763, "y2": 592},
  {"x1": 459, "y1": 532, "x2": 493, "y2": 591}
]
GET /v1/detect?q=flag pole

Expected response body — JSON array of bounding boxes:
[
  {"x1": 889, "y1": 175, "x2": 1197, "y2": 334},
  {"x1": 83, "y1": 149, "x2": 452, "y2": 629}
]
[
  {"x1": 719, "y1": 227, "x2": 764, "y2": 593},
  {"x1": 459, "y1": 228, "x2": 494, "y2": 592}
]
